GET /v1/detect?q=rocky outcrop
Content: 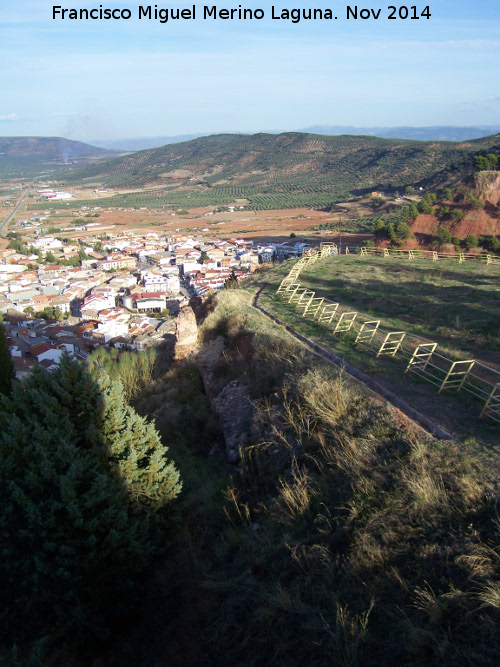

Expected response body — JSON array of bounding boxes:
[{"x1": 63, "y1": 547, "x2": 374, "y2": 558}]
[
  {"x1": 467, "y1": 170, "x2": 500, "y2": 206},
  {"x1": 213, "y1": 380, "x2": 253, "y2": 463},
  {"x1": 197, "y1": 336, "x2": 253, "y2": 463},
  {"x1": 197, "y1": 336, "x2": 226, "y2": 394},
  {"x1": 174, "y1": 305, "x2": 198, "y2": 359}
]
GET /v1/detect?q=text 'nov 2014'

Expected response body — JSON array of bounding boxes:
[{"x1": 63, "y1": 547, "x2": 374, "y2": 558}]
[{"x1": 52, "y1": 6, "x2": 432, "y2": 24}]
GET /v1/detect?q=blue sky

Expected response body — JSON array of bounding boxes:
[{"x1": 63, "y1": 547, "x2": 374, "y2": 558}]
[{"x1": 1, "y1": 1, "x2": 499, "y2": 140}]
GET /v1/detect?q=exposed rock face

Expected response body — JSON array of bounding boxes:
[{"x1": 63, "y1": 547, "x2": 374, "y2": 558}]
[
  {"x1": 197, "y1": 336, "x2": 226, "y2": 394},
  {"x1": 213, "y1": 380, "x2": 253, "y2": 463},
  {"x1": 467, "y1": 171, "x2": 500, "y2": 206},
  {"x1": 197, "y1": 336, "x2": 253, "y2": 463},
  {"x1": 174, "y1": 305, "x2": 198, "y2": 359}
]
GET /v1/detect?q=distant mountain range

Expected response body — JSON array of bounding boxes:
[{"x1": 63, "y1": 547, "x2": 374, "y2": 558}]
[
  {"x1": 91, "y1": 134, "x2": 208, "y2": 151},
  {"x1": 0, "y1": 137, "x2": 121, "y2": 174},
  {"x1": 299, "y1": 126, "x2": 500, "y2": 142},
  {"x1": 91, "y1": 126, "x2": 500, "y2": 151}
]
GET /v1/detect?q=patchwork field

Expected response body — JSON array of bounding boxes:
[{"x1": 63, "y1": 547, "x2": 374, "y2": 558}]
[{"x1": 17, "y1": 197, "x2": 373, "y2": 245}]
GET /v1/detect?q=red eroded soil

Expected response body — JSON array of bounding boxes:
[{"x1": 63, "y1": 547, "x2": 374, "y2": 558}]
[{"x1": 411, "y1": 210, "x2": 500, "y2": 239}]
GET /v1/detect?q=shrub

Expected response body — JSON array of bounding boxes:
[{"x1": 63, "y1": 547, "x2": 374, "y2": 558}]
[
  {"x1": 480, "y1": 235, "x2": 500, "y2": 254},
  {"x1": 438, "y1": 205, "x2": 451, "y2": 219},
  {"x1": 465, "y1": 192, "x2": 484, "y2": 210},
  {"x1": 370, "y1": 218, "x2": 386, "y2": 237},
  {"x1": 465, "y1": 234, "x2": 479, "y2": 250},
  {"x1": 387, "y1": 220, "x2": 412, "y2": 245},
  {"x1": 437, "y1": 227, "x2": 452, "y2": 245},
  {"x1": 450, "y1": 209, "x2": 465, "y2": 223}
]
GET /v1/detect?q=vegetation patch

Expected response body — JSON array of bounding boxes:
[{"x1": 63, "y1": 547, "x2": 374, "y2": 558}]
[{"x1": 104, "y1": 290, "x2": 500, "y2": 667}]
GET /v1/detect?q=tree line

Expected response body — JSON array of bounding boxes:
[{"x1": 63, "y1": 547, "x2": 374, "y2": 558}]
[{"x1": 473, "y1": 153, "x2": 500, "y2": 171}]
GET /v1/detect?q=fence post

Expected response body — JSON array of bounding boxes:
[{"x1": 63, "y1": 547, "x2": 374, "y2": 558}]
[
  {"x1": 302, "y1": 297, "x2": 324, "y2": 317},
  {"x1": 376, "y1": 332, "x2": 406, "y2": 358},
  {"x1": 438, "y1": 360, "x2": 475, "y2": 393},
  {"x1": 316, "y1": 303, "x2": 339, "y2": 323},
  {"x1": 333, "y1": 311, "x2": 358, "y2": 333},
  {"x1": 480, "y1": 383, "x2": 500, "y2": 422},
  {"x1": 355, "y1": 320, "x2": 381, "y2": 345},
  {"x1": 405, "y1": 343, "x2": 438, "y2": 373}
]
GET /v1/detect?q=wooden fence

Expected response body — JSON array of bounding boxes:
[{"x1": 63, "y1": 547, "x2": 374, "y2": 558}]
[{"x1": 276, "y1": 245, "x2": 500, "y2": 423}]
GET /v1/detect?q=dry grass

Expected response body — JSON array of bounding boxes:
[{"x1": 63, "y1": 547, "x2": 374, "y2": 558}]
[
  {"x1": 274, "y1": 464, "x2": 316, "y2": 526},
  {"x1": 299, "y1": 368, "x2": 353, "y2": 428},
  {"x1": 95, "y1": 289, "x2": 500, "y2": 667},
  {"x1": 477, "y1": 581, "x2": 500, "y2": 609},
  {"x1": 403, "y1": 466, "x2": 448, "y2": 511}
]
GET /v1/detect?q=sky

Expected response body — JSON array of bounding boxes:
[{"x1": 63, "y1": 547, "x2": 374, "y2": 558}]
[{"x1": 1, "y1": 1, "x2": 500, "y2": 141}]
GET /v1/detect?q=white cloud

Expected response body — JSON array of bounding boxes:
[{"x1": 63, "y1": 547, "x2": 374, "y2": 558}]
[{"x1": 0, "y1": 113, "x2": 20, "y2": 121}]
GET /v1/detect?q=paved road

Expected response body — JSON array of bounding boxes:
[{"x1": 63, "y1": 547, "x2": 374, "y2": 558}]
[{"x1": 0, "y1": 179, "x2": 36, "y2": 233}]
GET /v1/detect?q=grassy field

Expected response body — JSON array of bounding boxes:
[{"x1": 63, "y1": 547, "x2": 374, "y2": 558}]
[
  {"x1": 295, "y1": 255, "x2": 500, "y2": 359},
  {"x1": 257, "y1": 255, "x2": 500, "y2": 449},
  {"x1": 108, "y1": 290, "x2": 500, "y2": 667}
]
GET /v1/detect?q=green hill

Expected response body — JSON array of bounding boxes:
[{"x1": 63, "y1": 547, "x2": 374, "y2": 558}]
[{"x1": 56, "y1": 131, "x2": 500, "y2": 210}]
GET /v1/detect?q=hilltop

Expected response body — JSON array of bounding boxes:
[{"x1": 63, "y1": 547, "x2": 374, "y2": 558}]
[
  {"x1": 300, "y1": 125, "x2": 500, "y2": 142},
  {"x1": 64, "y1": 132, "x2": 500, "y2": 190},
  {"x1": 403, "y1": 171, "x2": 500, "y2": 244},
  {"x1": 90, "y1": 126, "x2": 500, "y2": 152}
]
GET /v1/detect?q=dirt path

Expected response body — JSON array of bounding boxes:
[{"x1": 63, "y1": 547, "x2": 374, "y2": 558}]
[{"x1": 252, "y1": 284, "x2": 455, "y2": 441}]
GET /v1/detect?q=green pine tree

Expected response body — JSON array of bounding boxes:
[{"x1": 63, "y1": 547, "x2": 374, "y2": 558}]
[
  {"x1": 409, "y1": 203, "x2": 419, "y2": 219},
  {"x1": 98, "y1": 373, "x2": 182, "y2": 510},
  {"x1": 0, "y1": 320, "x2": 15, "y2": 397},
  {"x1": 0, "y1": 355, "x2": 180, "y2": 640}
]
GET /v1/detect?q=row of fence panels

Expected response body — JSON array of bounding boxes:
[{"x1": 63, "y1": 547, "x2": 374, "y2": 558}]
[{"x1": 276, "y1": 248, "x2": 500, "y2": 423}]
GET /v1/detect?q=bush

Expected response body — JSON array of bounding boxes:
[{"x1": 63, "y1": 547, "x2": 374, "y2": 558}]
[
  {"x1": 465, "y1": 192, "x2": 484, "y2": 210},
  {"x1": 438, "y1": 205, "x2": 451, "y2": 219},
  {"x1": 480, "y1": 235, "x2": 500, "y2": 254},
  {"x1": 473, "y1": 153, "x2": 499, "y2": 171},
  {"x1": 370, "y1": 218, "x2": 386, "y2": 237},
  {"x1": 418, "y1": 198, "x2": 433, "y2": 214},
  {"x1": 450, "y1": 209, "x2": 465, "y2": 223},
  {"x1": 437, "y1": 227, "x2": 452, "y2": 245},
  {"x1": 387, "y1": 220, "x2": 412, "y2": 245},
  {"x1": 465, "y1": 234, "x2": 479, "y2": 250}
]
